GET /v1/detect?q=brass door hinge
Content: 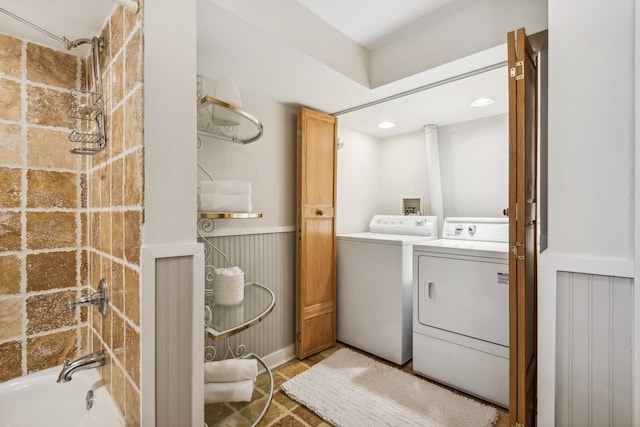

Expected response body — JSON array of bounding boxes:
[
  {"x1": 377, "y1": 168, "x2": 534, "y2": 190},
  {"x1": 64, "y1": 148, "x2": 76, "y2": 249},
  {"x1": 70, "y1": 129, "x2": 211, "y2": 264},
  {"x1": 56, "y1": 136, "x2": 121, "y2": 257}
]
[
  {"x1": 296, "y1": 332, "x2": 301, "y2": 342},
  {"x1": 297, "y1": 229, "x2": 302, "y2": 240},
  {"x1": 513, "y1": 422, "x2": 525, "y2": 427},
  {"x1": 510, "y1": 61, "x2": 524, "y2": 80},
  {"x1": 511, "y1": 241, "x2": 525, "y2": 261}
]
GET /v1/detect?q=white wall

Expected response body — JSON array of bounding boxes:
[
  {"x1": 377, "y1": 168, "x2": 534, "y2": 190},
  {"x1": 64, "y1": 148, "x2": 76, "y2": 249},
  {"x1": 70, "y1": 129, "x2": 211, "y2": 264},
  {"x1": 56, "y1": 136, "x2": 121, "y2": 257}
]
[
  {"x1": 538, "y1": 1, "x2": 637, "y2": 425},
  {"x1": 144, "y1": 0, "x2": 198, "y2": 245},
  {"x1": 378, "y1": 130, "x2": 432, "y2": 215},
  {"x1": 438, "y1": 114, "x2": 508, "y2": 218},
  {"x1": 547, "y1": 1, "x2": 634, "y2": 261},
  {"x1": 141, "y1": 1, "x2": 204, "y2": 426},
  {"x1": 336, "y1": 127, "x2": 382, "y2": 233},
  {"x1": 196, "y1": 89, "x2": 297, "y2": 235},
  {"x1": 370, "y1": 0, "x2": 547, "y2": 87},
  {"x1": 373, "y1": 114, "x2": 508, "y2": 221}
]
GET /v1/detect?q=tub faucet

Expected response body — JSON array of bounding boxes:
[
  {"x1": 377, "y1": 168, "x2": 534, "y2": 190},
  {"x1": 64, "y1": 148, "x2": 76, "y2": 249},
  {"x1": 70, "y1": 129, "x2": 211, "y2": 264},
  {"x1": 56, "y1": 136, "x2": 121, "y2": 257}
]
[{"x1": 57, "y1": 350, "x2": 106, "y2": 383}]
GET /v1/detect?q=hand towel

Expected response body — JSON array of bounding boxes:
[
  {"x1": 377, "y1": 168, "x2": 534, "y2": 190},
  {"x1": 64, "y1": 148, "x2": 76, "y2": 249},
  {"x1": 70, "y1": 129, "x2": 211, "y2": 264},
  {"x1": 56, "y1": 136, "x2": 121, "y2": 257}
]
[
  {"x1": 200, "y1": 193, "x2": 252, "y2": 213},
  {"x1": 204, "y1": 359, "x2": 258, "y2": 383},
  {"x1": 200, "y1": 180, "x2": 251, "y2": 195},
  {"x1": 204, "y1": 379, "x2": 254, "y2": 404}
]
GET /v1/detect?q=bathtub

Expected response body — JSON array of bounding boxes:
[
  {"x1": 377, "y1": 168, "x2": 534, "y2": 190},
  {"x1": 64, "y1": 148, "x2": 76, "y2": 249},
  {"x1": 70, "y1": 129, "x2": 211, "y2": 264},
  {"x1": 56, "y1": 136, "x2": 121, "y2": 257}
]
[{"x1": 0, "y1": 366, "x2": 124, "y2": 427}]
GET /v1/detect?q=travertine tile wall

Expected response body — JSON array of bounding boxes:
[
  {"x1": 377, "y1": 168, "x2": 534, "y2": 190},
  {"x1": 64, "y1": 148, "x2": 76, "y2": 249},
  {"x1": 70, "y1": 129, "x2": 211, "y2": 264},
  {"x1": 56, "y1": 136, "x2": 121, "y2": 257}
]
[
  {"x1": 0, "y1": 33, "x2": 87, "y2": 382},
  {"x1": 0, "y1": 3, "x2": 144, "y2": 425},
  {"x1": 87, "y1": 4, "x2": 144, "y2": 426}
]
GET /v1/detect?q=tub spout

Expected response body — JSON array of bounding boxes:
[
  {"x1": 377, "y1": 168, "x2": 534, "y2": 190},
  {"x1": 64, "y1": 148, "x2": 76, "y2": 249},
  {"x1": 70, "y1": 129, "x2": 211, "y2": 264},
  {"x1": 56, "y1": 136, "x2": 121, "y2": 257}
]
[{"x1": 57, "y1": 350, "x2": 106, "y2": 383}]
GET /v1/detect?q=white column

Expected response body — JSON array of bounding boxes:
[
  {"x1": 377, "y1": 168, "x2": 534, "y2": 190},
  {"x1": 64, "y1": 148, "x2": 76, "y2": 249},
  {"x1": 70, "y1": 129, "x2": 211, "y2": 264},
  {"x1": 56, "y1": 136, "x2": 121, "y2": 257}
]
[{"x1": 424, "y1": 124, "x2": 444, "y2": 234}]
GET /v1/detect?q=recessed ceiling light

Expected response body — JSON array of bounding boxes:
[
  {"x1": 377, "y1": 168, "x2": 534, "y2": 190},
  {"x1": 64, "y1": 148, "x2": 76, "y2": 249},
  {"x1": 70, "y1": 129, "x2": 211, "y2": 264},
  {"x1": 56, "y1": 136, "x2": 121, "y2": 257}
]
[
  {"x1": 470, "y1": 97, "x2": 495, "y2": 107},
  {"x1": 377, "y1": 121, "x2": 395, "y2": 129}
]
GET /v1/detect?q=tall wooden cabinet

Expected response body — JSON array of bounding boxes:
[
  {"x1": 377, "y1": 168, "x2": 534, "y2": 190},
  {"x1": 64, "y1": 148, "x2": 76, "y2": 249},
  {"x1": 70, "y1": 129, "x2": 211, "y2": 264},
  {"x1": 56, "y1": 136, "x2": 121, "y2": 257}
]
[{"x1": 295, "y1": 107, "x2": 338, "y2": 359}]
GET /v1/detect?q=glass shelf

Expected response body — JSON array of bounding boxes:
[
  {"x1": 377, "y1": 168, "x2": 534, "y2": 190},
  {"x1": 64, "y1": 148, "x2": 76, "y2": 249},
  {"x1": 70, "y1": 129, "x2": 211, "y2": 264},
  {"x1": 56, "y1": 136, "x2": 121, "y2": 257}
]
[
  {"x1": 205, "y1": 282, "x2": 275, "y2": 341},
  {"x1": 199, "y1": 212, "x2": 263, "y2": 219},
  {"x1": 197, "y1": 96, "x2": 263, "y2": 144}
]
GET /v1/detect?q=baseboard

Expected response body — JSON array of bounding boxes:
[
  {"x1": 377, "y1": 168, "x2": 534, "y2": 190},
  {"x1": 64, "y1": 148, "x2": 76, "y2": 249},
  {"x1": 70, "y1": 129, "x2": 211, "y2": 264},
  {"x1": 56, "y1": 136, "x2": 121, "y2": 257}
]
[{"x1": 261, "y1": 344, "x2": 297, "y2": 370}]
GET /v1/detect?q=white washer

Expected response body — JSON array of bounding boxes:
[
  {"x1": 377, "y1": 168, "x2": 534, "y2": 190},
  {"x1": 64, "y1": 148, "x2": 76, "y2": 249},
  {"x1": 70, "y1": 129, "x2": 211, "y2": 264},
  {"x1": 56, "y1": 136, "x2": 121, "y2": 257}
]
[
  {"x1": 412, "y1": 217, "x2": 509, "y2": 408},
  {"x1": 337, "y1": 215, "x2": 438, "y2": 365}
]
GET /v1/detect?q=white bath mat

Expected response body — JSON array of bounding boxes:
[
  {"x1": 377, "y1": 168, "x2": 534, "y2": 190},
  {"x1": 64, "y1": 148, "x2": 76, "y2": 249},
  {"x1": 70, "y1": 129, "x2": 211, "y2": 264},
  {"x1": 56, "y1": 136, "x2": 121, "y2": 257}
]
[{"x1": 281, "y1": 348, "x2": 498, "y2": 427}]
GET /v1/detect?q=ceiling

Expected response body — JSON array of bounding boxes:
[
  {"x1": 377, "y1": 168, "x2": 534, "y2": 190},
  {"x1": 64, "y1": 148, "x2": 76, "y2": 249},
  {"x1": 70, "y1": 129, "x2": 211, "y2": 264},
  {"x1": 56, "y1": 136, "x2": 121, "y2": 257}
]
[
  {"x1": 0, "y1": 0, "x2": 115, "y2": 56},
  {"x1": 295, "y1": 0, "x2": 467, "y2": 50},
  {"x1": 0, "y1": 0, "x2": 541, "y2": 138}
]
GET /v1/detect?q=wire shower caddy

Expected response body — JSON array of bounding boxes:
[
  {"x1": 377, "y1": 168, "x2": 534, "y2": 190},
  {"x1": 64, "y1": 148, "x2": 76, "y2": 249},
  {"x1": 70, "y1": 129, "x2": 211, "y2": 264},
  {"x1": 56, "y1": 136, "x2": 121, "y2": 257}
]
[{"x1": 66, "y1": 37, "x2": 107, "y2": 155}]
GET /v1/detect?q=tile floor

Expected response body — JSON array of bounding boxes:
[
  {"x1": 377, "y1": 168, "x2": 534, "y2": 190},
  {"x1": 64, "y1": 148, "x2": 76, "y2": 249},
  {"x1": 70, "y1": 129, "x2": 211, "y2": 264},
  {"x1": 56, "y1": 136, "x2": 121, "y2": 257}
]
[{"x1": 205, "y1": 343, "x2": 509, "y2": 427}]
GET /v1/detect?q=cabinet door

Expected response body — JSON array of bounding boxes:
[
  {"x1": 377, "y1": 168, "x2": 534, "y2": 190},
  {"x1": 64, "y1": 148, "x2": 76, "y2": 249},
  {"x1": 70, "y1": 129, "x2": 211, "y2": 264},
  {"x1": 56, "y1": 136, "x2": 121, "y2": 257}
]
[
  {"x1": 295, "y1": 107, "x2": 337, "y2": 359},
  {"x1": 508, "y1": 27, "x2": 538, "y2": 427}
]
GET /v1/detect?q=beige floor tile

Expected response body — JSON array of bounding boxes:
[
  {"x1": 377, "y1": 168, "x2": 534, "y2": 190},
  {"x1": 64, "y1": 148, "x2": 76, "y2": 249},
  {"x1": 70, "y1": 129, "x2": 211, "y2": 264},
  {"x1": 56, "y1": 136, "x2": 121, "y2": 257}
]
[{"x1": 207, "y1": 344, "x2": 508, "y2": 427}]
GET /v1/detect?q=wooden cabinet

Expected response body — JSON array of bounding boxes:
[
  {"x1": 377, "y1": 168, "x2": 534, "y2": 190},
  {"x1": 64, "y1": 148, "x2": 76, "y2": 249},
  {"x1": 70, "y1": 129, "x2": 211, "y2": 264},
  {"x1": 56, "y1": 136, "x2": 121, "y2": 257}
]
[{"x1": 295, "y1": 107, "x2": 337, "y2": 359}]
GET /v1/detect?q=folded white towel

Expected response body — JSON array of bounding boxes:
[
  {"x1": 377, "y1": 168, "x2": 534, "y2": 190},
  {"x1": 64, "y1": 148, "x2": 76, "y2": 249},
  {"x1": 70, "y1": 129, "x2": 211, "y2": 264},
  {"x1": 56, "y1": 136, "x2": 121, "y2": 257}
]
[
  {"x1": 200, "y1": 193, "x2": 252, "y2": 213},
  {"x1": 204, "y1": 359, "x2": 258, "y2": 383},
  {"x1": 200, "y1": 180, "x2": 251, "y2": 195},
  {"x1": 204, "y1": 379, "x2": 254, "y2": 404}
]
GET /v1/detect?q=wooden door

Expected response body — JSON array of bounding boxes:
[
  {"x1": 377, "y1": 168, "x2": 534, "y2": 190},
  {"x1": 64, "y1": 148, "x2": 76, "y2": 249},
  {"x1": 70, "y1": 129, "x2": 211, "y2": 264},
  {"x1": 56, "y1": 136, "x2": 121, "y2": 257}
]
[
  {"x1": 295, "y1": 107, "x2": 337, "y2": 359},
  {"x1": 508, "y1": 27, "x2": 538, "y2": 427}
]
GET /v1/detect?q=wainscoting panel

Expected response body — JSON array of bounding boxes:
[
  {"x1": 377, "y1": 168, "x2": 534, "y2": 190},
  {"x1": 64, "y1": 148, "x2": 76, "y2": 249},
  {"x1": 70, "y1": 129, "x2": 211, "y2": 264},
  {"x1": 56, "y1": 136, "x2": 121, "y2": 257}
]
[
  {"x1": 201, "y1": 232, "x2": 296, "y2": 361},
  {"x1": 555, "y1": 271, "x2": 633, "y2": 427},
  {"x1": 155, "y1": 255, "x2": 195, "y2": 427}
]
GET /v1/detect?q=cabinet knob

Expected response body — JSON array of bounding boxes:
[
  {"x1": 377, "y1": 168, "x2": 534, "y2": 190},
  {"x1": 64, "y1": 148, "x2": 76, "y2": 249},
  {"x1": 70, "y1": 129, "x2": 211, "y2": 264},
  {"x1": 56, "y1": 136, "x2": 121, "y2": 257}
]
[{"x1": 316, "y1": 209, "x2": 323, "y2": 216}]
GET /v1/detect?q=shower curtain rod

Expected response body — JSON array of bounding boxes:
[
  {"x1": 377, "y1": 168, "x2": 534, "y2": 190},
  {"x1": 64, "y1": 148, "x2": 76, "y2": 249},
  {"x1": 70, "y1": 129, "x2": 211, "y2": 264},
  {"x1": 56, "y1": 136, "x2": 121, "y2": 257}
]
[
  {"x1": 0, "y1": 1, "x2": 137, "y2": 49},
  {"x1": 332, "y1": 60, "x2": 509, "y2": 116},
  {"x1": 0, "y1": 7, "x2": 68, "y2": 47}
]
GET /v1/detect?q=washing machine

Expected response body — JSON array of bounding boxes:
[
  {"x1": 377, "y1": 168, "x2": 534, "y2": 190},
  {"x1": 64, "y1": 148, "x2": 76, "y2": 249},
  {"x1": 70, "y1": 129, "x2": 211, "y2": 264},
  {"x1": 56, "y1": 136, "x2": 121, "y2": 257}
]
[
  {"x1": 337, "y1": 215, "x2": 438, "y2": 365},
  {"x1": 412, "y1": 217, "x2": 509, "y2": 408}
]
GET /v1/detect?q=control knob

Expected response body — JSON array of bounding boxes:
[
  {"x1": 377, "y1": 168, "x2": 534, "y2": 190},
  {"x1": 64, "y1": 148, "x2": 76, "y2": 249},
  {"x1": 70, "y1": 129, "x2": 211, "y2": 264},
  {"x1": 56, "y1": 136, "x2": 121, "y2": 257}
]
[
  {"x1": 468, "y1": 225, "x2": 477, "y2": 234},
  {"x1": 454, "y1": 224, "x2": 464, "y2": 234},
  {"x1": 415, "y1": 218, "x2": 426, "y2": 226}
]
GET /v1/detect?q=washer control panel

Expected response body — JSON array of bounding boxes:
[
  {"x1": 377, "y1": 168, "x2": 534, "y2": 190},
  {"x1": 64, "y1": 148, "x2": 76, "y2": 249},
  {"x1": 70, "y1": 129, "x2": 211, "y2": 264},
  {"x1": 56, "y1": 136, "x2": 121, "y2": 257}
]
[
  {"x1": 368, "y1": 215, "x2": 438, "y2": 236},
  {"x1": 441, "y1": 217, "x2": 508, "y2": 242}
]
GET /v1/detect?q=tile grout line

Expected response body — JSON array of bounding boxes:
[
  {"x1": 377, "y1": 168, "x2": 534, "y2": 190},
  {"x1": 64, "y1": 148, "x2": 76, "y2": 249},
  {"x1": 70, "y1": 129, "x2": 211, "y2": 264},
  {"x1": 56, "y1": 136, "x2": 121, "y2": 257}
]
[{"x1": 19, "y1": 37, "x2": 28, "y2": 377}]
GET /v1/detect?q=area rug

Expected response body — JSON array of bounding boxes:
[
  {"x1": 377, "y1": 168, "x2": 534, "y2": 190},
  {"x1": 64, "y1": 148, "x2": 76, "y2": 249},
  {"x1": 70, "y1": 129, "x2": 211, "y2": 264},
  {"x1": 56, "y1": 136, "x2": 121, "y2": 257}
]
[{"x1": 281, "y1": 348, "x2": 498, "y2": 427}]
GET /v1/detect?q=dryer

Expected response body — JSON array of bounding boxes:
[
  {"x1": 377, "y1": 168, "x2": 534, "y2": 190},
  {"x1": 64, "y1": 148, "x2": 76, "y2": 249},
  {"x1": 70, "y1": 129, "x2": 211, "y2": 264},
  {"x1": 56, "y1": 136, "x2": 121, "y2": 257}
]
[
  {"x1": 337, "y1": 215, "x2": 438, "y2": 365},
  {"x1": 412, "y1": 217, "x2": 509, "y2": 407}
]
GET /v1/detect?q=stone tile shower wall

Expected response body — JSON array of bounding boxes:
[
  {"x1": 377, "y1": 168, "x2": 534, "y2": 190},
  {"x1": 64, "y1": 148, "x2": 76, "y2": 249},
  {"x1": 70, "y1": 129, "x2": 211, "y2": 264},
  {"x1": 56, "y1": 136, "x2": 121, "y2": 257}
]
[
  {"x1": 0, "y1": 34, "x2": 87, "y2": 382},
  {"x1": 0, "y1": 3, "x2": 144, "y2": 425},
  {"x1": 87, "y1": 4, "x2": 144, "y2": 426}
]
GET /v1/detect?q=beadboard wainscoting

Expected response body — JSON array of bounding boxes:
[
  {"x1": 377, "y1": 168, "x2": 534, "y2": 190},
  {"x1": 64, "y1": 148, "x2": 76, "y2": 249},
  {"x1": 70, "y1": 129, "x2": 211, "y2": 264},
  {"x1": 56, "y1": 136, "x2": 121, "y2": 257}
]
[
  {"x1": 141, "y1": 244, "x2": 204, "y2": 427},
  {"x1": 201, "y1": 231, "x2": 296, "y2": 362},
  {"x1": 555, "y1": 271, "x2": 633, "y2": 427}
]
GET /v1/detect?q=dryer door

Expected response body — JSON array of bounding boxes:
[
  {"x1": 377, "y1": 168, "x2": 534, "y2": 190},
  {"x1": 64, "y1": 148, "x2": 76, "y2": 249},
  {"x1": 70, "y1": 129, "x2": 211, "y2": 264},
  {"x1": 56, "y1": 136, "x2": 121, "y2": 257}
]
[{"x1": 416, "y1": 254, "x2": 509, "y2": 346}]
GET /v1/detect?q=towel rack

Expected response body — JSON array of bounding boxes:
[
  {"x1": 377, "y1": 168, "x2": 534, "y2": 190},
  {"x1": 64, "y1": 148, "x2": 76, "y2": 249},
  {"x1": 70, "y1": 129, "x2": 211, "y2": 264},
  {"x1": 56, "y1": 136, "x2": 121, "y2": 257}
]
[{"x1": 203, "y1": 282, "x2": 275, "y2": 427}]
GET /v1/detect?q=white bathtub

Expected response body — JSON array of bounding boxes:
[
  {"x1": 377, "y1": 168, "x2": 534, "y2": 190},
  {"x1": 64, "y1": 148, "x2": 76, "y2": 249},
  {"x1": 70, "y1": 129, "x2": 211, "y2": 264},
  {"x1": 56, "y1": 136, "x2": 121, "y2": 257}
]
[{"x1": 0, "y1": 366, "x2": 124, "y2": 427}]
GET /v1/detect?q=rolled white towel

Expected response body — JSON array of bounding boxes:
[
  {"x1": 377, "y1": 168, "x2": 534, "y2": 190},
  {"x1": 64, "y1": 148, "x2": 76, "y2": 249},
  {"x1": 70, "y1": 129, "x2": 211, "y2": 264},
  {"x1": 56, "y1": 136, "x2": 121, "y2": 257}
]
[
  {"x1": 214, "y1": 266, "x2": 243, "y2": 277},
  {"x1": 200, "y1": 180, "x2": 251, "y2": 195},
  {"x1": 204, "y1": 359, "x2": 258, "y2": 383},
  {"x1": 204, "y1": 379, "x2": 254, "y2": 404},
  {"x1": 200, "y1": 193, "x2": 252, "y2": 213}
]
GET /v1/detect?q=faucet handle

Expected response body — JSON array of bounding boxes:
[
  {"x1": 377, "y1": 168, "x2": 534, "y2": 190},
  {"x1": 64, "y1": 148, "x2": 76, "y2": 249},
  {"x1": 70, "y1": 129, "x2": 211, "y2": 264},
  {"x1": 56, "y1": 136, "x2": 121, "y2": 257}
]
[{"x1": 66, "y1": 279, "x2": 109, "y2": 317}]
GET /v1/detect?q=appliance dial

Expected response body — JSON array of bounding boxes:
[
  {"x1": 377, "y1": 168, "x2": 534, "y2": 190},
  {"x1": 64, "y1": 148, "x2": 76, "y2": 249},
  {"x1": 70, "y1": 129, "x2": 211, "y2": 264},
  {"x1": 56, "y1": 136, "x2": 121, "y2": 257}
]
[
  {"x1": 468, "y1": 225, "x2": 477, "y2": 234},
  {"x1": 415, "y1": 218, "x2": 426, "y2": 226},
  {"x1": 454, "y1": 224, "x2": 464, "y2": 234}
]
